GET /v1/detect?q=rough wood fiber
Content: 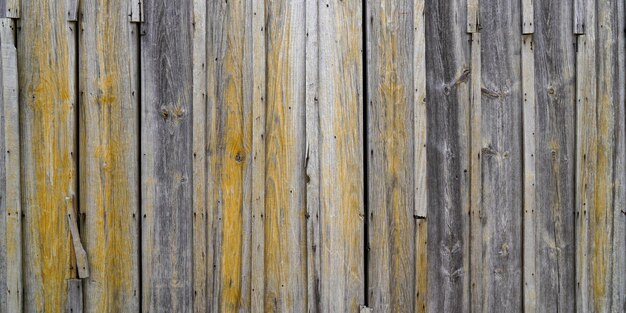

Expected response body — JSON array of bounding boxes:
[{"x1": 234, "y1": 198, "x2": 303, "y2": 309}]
[
  {"x1": 413, "y1": 0, "x2": 428, "y2": 311},
  {"x1": 521, "y1": 34, "x2": 537, "y2": 313},
  {"x1": 0, "y1": 18, "x2": 20, "y2": 313},
  {"x1": 18, "y1": 0, "x2": 78, "y2": 310},
  {"x1": 367, "y1": 0, "x2": 416, "y2": 311},
  {"x1": 532, "y1": 0, "x2": 576, "y2": 310},
  {"x1": 78, "y1": 0, "x2": 140, "y2": 309},
  {"x1": 206, "y1": 1, "x2": 253, "y2": 311},
  {"x1": 263, "y1": 0, "x2": 307, "y2": 312},
  {"x1": 191, "y1": 0, "x2": 207, "y2": 311},
  {"x1": 66, "y1": 279, "x2": 83, "y2": 313},
  {"x1": 480, "y1": 0, "x2": 523, "y2": 310},
  {"x1": 317, "y1": 0, "x2": 364, "y2": 311},
  {"x1": 0, "y1": 0, "x2": 18, "y2": 18},
  {"x1": 424, "y1": 0, "x2": 471, "y2": 312},
  {"x1": 304, "y1": 0, "x2": 320, "y2": 312},
  {"x1": 250, "y1": 0, "x2": 266, "y2": 311},
  {"x1": 141, "y1": 0, "x2": 193, "y2": 311},
  {"x1": 469, "y1": 31, "x2": 482, "y2": 313}
]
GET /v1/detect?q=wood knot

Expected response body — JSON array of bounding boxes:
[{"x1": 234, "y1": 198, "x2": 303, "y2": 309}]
[{"x1": 234, "y1": 152, "x2": 245, "y2": 163}]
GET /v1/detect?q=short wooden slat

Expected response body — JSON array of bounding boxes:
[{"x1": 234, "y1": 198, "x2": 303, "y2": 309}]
[
  {"x1": 78, "y1": 0, "x2": 140, "y2": 310},
  {"x1": 141, "y1": 0, "x2": 194, "y2": 310},
  {"x1": 66, "y1": 279, "x2": 83, "y2": 313},
  {"x1": 19, "y1": 0, "x2": 78, "y2": 310},
  {"x1": 467, "y1": 0, "x2": 479, "y2": 33},
  {"x1": 574, "y1": 0, "x2": 585, "y2": 34},
  {"x1": 0, "y1": 0, "x2": 18, "y2": 19},
  {"x1": 522, "y1": 0, "x2": 534, "y2": 34},
  {"x1": 0, "y1": 18, "x2": 20, "y2": 313},
  {"x1": 129, "y1": 0, "x2": 143, "y2": 22}
]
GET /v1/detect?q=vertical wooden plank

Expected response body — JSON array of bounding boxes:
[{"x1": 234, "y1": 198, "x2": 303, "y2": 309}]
[
  {"x1": 521, "y1": 0, "x2": 533, "y2": 34},
  {"x1": 19, "y1": 0, "x2": 78, "y2": 310},
  {"x1": 533, "y1": 0, "x2": 576, "y2": 310},
  {"x1": 78, "y1": 0, "x2": 140, "y2": 309},
  {"x1": 304, "y1": 0, "x2": 320, "y2": 312},
  {"x1": 66, "y1": 279, "x2": 83, "y2": 313},
  {"x1": 479, "y1": 0, "x2": 523, "y2": 310},
  {"x1": 264, "y1": 0, "x2": 307, "y2": 311},
  {"x1": 413, "y1": 0, "x2": 428, "y2": 312},
  {"x1": 574, "y1": 0, "x2": 586, "y2": 34},
  {"x1": 612, "y1": 1, "x2": 626, "y2": 311},
  {"x1": 521, "y1": 33, "x2": 536, "y2": 313},
  {"x1": 467, "y1": 0, "x2": 479, "y2": 33},
  {"x1": 206, "y1": 1, "x2": 253, "y2": 311},
  {"x1": 424, "y1": 0, "x2": 471, "y2": 311},
  {"x1": 192, "y1": 0, "x2": 207, "y2": 311},
  {"x1": 141, "y1": 0, "x2": 193, "y2": 311},
  {"x1": 250, "y1": 0, "x2": 266, "y2": 311},
  {"x1": 367, "y1": 0, "x2": 416, "y2": 311},
  {"x1": 129, "y1": 0, "x2": 143, "y2": 22},
  {"x1": 589, "y1": 0, "x2": 618, "y2": 310},
  {"x1": 469, "y1": 31, "x2": 482, "y2": 313},
  {"x1": 0, "y1": 18, "x2": 20, "y2": 313},
  {"x1": 0, "y1": 0, "x2": 19, "y2": 18},
  {"x1": 318, "y1": 0, "x2": 364, "y2": 311}
]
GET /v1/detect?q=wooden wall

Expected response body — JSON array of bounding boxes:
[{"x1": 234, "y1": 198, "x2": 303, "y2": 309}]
[{"x1": 0, "y1": 0, "x2": 624, "y2": 312}]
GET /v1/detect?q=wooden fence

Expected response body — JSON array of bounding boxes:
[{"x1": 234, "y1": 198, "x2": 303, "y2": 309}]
[{"x1": 0, "y1": 0, "x2": 625, "y2": 312}]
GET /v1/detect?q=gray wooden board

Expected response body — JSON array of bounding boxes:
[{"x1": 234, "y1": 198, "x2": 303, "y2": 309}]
[
  {"x1": 0, "y1": 23, "x2": 5, "y2": 313},
  {"x1": 141, "y1": 0, "x2": 194, "y2": 311},
  {"x1": 424, "y1": 0, "x2": 471, "y2": 312},
  {"x1": 366, "y1": 0, "x2": 416, "y2": 311},
  {"x1": 480, "y1": 0, "x2": 523, "y2": 310},
  {"x1": 532, "y1": 0, "x2": 576, "y2": 311}
]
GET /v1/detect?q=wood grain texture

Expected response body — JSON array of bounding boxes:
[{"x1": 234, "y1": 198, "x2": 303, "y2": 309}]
[
  {"x1": 263, "y1": 0, "x2": 307, "y2": 311},
  {"x1": 191, "y1": 0, "x2": 207, "y2": 311},
  {"x1": 467, "y1": 0, "x2": 479, "y2": 33},
  {"x1": 521, "y1": 0, "x2": 533, "y2": 34},
  {"x1": 78, "y1": 0, "x2": 140, "y2": 309},
  {"x1": 66, "y1": 279, "x2": 83, "y2": 313},
  {"x1": 250, "y1": 0, "x2": 266, "y2": 311},
  {"x1": 480, "y1": 0, "x2": 523, "y2": 310},
  {"x1": 18, "y1": 0, "x2": 78, "y2": 310},
  {"x1": 318, "y1": 0, "x2": 364, "y2": 311},
  {"x1": 521, "y1": 34, "x2": 537, "y2": 313},
  {"x1": 0, "y1": 18, "x2": 20, "y2": 313},
  {"x1": 0, "y1": 0, "x2": 18, "y2": 18},
  {"x1": 206, "y1": 1, "x2": 253, "y2": 311},
  {"x1": 129, "y1": 0, "x2": 143, "y2": 22},
  {"x1": 533, "y1": 0, "x2": 576, "y2": 310},
  {"x1": 367, "y1": 0, "x2": 416, "y2": 311},
  {"x1": 574, "y1": 0, "x2": 585, "y2": 34},
  {"x1": 141, "y1": 0, "x2": 193, "y2": 311},
  {"x1": 424, "y1": 0, "x2": 471, "y2": 312}
]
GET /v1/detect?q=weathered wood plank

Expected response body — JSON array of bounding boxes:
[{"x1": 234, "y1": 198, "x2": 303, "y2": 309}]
[
  {"x1": 533, "y1": 0, "x2": 576, "y2": 310},
  {"x1": 129, "y1": 0, "x2": 143, "y2": 22},
  {"x1": 141, "y1": 0, "x2": 193, "y2": 310},
  {"x1": 467, "y1": 0, "x2": 479, "y2": 33},
  {"x1": 66, "y1": 279, "x2": 83, "y2": 313},
  {"x1": 0, "y1": 0, "x2": 18, "y2": 18},
  {"x1": 19, "y1": 0, "x2": 78, "y2": 310},
  {"x1": 424, "y1": 0, "x2": 471, "y2": 312},
  {"x1": 521, "y1": 0, "x2": 533, "y2": 34},
  {"x1": 367, "y1": 0, "x2": 416, "y2": 311},
  {"x1": 206, "y1": 1, "x2": 253, "y2": 311},
  {"x1": 0, "y1": 18, "x2": 20, "y2": 313},
  {"x1": 66, "y1": 0, "x2": 77, "y2": 21},
  {"x1": 521, "y1": 33, "x2": 537, "y2": 313},
  {"x1": 78, "y1": 0, "x2": 140, "y2": 310},
  {"x1": 612, "y1": 1, "x2": 626, "y2": 311},
  {"x1": 66, "y1": 197, "x2": 88, "y2": 278},
  {"x1": 480, "y1": 0, "x2": 523, "y2": 310},
  {"x1": 263, "y1": 0, "x2": 307, "y2": 311},
  {"x1": 304, "y1": 0, "x2": 320, "y2": 312},
  {"x1": 414, "y1": 0, "x2": 428, "y2": 311},
  {"x1": 318, "y1": 0, "x2": 364, "y2": 311},
  {"x1": 469, "y1": 31, "x2": 482, "y2": 313},
  {"x1": 250, "y1": 0, "x2": 266, "y2": 311},
  {"x1": 192, "y1": 0, "x2": 207, "y2": 311},
  {"x1": 574, "y1": 0, "x2": 585, "y2": 34}
]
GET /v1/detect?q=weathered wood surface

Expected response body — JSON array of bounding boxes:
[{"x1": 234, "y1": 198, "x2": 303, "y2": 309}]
[
  {"x1": 367, "y1": 0, "x2": 417, "y2": 311},
  {"x1": 317, "y1": 0, "x2": 364, "y2": 311},
  {"x1": 532, "y1": 0, "x2": 576, "y2": 311},
  {"x1": 206, "y1": 1, "x2": 252, "y2": 311},
  {"x1": 480, "y1": 0, "x2": 523, "y2": 310},
  {"x1": 263, "y1": 1, "x2": 307, "y2": 311},
  {"x1": 140, "y1": 0, "x2": 193, "y2": 311},
  {"x1": 66, "y1": 279, "x2": 83, "y2": 313},
  {"x1": 0, "y1": 0, "x2": 18, "y2": 18},
  {"x1": 18, "y1": 0, "x2": 78, "y2": 310},
  {"x1": 0, "y1": 17, "x2": 20, "y2": 313},
  {"x1": 425, "y1": 0, "x2": 471, "y2": 312},
  {"x1": 78, "y1": 0, "x2": 140, "y2": 309}
]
